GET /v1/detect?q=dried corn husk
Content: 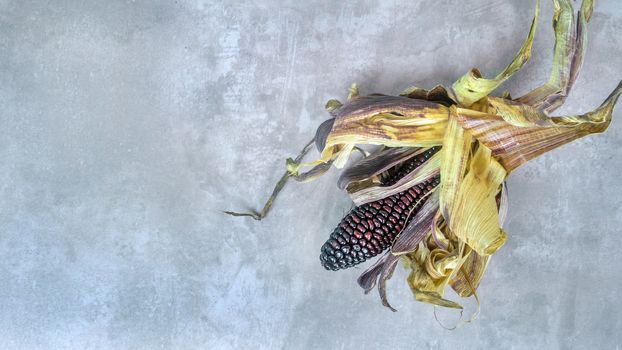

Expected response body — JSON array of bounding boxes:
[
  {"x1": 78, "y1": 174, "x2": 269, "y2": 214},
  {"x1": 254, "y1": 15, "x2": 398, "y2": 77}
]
[{"x1": 227, "y1": 0, "x2": 621, "y2": 312}]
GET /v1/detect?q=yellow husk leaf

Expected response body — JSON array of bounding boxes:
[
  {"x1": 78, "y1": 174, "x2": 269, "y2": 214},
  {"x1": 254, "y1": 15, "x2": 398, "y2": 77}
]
[
  {"x1": 450, "y1": 249, "x2": 490, "y2": 297},
  {"x1": 406, "y1": 255, "x2": 463, "y2": 309},
  {"x1": 456, "y1": 82, "x2": 622, "y2": 171},
  {"x1": 450, "y1": 0, "x2": 540, "y2": 106},
  {"x1": 445, "y1": 143, "x2": 507, "y2": 256},
  {"x1": 413, "y1": 291, "x2": 463, "y2": 310},
  {"x1": 327, "y1": 111, "x2": 448, "y2": 147},
  {"x1": 516, "y1": 0, "x2": 593, "y2": 112},
  {"x1": 439, "y1": 109, "x2": 473, "y2": 223},
  {"x1": 325, "y1": 99, "x2": 342, "y2": 112},
  {"x1": 307, "y1": 104, "x2": 450, "y2": 170},
  {"x1": 407, "y1": 238, "x2": 473, "y2": 309}
]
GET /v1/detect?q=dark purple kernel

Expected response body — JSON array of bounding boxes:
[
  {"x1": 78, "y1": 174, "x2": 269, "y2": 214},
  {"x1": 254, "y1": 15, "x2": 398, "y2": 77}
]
[
  {"x1": 361, "y1": 220, "x2": 369, "y2": 230},
  {"x1": 329, "y1": 240, "x2": 340, "y2": 250}
]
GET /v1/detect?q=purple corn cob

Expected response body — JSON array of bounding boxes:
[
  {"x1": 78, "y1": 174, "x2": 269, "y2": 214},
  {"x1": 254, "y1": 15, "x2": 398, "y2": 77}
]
[{"x1": 320, "y1": 147, "x2": 440, "y2": 271}]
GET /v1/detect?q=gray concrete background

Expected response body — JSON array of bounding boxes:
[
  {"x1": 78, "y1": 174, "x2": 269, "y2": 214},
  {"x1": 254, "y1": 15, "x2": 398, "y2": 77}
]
[{"x1": 1, "y1": 0, "x2": 621, "y2": 349}]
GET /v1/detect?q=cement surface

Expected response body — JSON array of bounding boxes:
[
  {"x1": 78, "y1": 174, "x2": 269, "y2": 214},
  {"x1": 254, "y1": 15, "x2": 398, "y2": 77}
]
[{"x1": 1, "y1": 1, "x2": 621, "y2": 349}]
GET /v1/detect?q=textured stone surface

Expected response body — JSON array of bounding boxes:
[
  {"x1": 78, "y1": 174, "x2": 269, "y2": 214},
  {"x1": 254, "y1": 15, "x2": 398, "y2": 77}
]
[{"x1": 0, "y1": 1, "x2": 621, "y2": 349}]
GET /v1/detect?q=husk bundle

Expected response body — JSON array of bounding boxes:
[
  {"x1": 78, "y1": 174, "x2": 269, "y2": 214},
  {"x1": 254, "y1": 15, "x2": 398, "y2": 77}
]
[{"x1": 227, "y1": 0, "x2": 621, "y2": 315}]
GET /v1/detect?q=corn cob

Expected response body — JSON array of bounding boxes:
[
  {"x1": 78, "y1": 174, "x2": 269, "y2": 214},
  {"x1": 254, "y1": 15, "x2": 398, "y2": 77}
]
[{"x1": 320, "y1": 147, "x2": 440, "y2": 270}]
